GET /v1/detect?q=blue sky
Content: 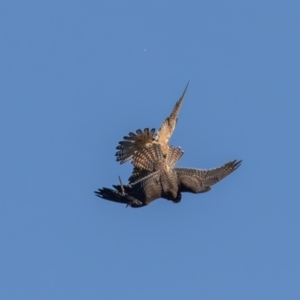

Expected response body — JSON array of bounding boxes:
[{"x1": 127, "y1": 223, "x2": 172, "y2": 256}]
[{"x1": 1, "y1": 1, "x2": 300, "y2": 299}]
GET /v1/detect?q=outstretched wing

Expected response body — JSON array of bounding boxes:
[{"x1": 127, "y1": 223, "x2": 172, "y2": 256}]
[
  {"x1": 155, "y1": 82, "x2": 189, "y2": 155},
  {"x1": 115, "y1": 83, "x2": 188, "y2": 164},
  {"x1": 175, "y1": 160, "x2": 242, "y2": 193},
  {"x1": 115, "y1": 128, "x2": 156, "y2": 164}
]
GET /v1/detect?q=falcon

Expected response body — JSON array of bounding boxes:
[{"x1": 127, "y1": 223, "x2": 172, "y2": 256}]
[{"x1": 115, "y1": 83, "x2": 189, "y2": 184}]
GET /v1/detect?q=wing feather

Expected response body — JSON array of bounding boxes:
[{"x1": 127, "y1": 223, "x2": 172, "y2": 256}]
[
  {"x1": 166, "y1": 146, "x2": 184, "y2": 167},
  {"x1": 175, "y1": 160, "x2": 242, "y2": 193},
  {"x1": 155, "y1": 82, "x2": 189, "y2": 154}
]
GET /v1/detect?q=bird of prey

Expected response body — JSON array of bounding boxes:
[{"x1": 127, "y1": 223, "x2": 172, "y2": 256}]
[
  {"x1": 115, "y1": 82, "x2": 189, "y2": 165},
  {"x1": 94, "y1": 83, "x2": 242, "y2": 208},
  {"x1": 114, "y1": 83, "x2": 189, "y2": 185},
  {"x1": 95, "y1": 143, "x2": 242, "y2": 208}
]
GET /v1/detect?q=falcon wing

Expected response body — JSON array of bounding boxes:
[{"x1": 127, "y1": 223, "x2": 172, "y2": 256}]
[
  {"x1": 133, "y1": 144, "x2": 184, "y2": 171},
  {"x1": 132, "y1": 143, "x2": 165, "y2": 172},
  {"x1": 155, "y1": 82, "x2": 189, "y2": 155},
  {"x1": 165, "y1": 146, "x2": 184, "y2": 168},
  {"x1": 175, "y1": 160, "x2": 242, "y2": 194}
]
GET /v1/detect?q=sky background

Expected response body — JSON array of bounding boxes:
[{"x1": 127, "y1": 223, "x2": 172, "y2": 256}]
[{"x1": 1, "y1": 1, "x2": 300, "y2": 299}]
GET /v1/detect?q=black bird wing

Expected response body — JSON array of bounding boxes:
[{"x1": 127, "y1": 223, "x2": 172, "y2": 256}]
[{"x1": 95, "y1": 170, "x2": 164, "y2": 207}]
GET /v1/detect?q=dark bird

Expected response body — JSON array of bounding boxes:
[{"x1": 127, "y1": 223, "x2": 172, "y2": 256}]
[{"x1": 95, "y1": 143, "x2": 242, "y2": 208}]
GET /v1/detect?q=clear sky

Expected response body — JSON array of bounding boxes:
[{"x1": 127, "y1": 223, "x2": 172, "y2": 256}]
[{"x1": 1, "y1": 1, "x2": 300, "y2": 299}]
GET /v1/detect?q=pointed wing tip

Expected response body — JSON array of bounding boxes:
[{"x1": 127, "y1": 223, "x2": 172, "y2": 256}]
[
  {"x1": 182, "y1": 81, "x2": 190, "y2": 96},
  {"x1": 234, "y1": 159, "x2": 242, "y2": 169},
  {"x1": 228, "y1": 159, "x2": 242, "y2": 172},
  {"x1": 94, "y1": 190, "x2": 104, "y2": 198}
]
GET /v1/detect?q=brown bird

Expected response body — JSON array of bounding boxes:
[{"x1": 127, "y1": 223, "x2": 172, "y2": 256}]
[
  {"x1": 95, "y1": 143, "x2": 242, "y2": 208},
  {"x1": 115, "y1": 82, "x2": 189, "y2": 165}
]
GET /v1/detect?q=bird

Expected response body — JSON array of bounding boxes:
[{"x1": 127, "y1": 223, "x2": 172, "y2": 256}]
[
  {"x1": 115, "y1": 82, "x2": 189, "y2": 165},
  {"x1": 95, "y1": 83, "x2": 242, "y2": 208},
  {"x1": 114, "y1": 82, "x2": 189, "y2": 185},
  {"x1": 95, "y1": 143, "x2": 242, "y2": 208}
]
